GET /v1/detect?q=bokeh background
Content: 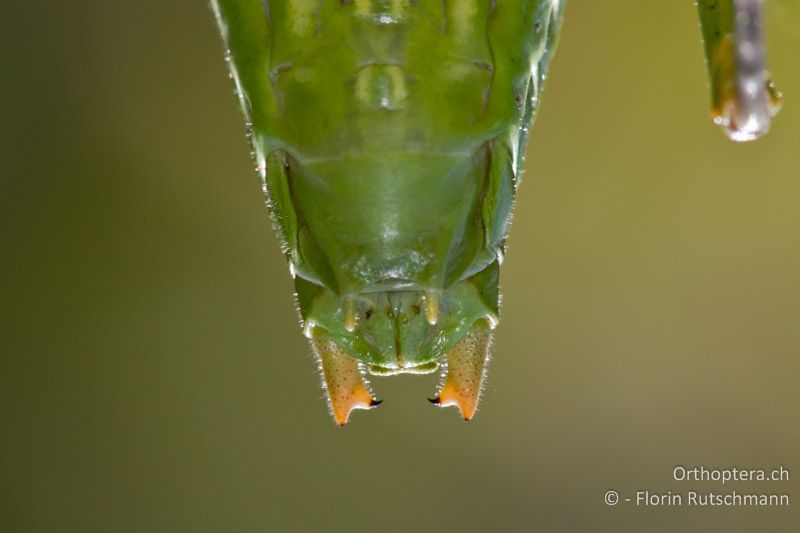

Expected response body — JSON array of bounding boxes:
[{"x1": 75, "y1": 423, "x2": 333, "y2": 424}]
[{"x1": 2, "y1": 1, "x2": 798, "y2": 531}]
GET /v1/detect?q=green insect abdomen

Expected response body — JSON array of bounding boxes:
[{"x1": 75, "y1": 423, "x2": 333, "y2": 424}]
[{"x1": 214, "y1": 0, "x2": 566, "y2": 424}]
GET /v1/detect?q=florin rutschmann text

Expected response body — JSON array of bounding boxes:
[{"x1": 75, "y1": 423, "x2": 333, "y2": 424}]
[{"x1": 604, "y1": 465, "x2": 791, "y2": 508}]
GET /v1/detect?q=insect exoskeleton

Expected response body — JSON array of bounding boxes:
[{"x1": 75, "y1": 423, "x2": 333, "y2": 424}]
[
  {"x1": 213, "y1": 0, "x2": 567, "y2": 424},
  {"x1": 284, "y1": 147, "x2": 509, "y2": 426}
]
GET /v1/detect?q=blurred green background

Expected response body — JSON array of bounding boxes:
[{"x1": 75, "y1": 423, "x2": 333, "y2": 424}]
[{"x1": 2, "y1": 1, "x2": 798, "y2": 531}]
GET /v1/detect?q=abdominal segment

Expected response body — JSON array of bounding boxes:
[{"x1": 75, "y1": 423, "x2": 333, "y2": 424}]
[{"x1": 214, "y1": 0, "x2": 567, "y2": 424}]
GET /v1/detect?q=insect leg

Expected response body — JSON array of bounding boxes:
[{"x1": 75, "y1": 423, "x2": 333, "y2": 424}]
[{"x1": 696, "y1": 0, "x2": 781, "y2": 141}]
